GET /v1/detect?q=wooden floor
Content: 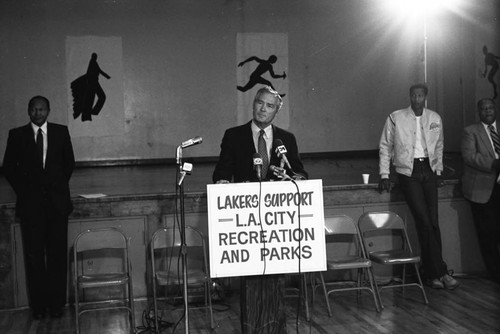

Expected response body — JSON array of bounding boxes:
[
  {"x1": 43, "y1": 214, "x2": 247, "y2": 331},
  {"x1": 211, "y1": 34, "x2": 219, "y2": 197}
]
[{"x1": 1, "y1": 275, "x2": 498, "y2": 334}]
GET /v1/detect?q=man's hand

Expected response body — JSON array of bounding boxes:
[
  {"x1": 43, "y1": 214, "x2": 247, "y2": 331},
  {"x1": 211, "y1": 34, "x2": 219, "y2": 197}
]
[
  {"x1": 292, "y1": 173, "x2": 306, "y2": 181},
  {"x1": 437, "y1": 175, "x2": 445, "y2": 187},
  {"x1": 378, "y1": 178, "x2": 392, "y2": 194},
  {"x1": 216, "y1": 179, "x2": 230, "y2": 184},
  {"x1": 271, "y1": 166, "x2": 288, "y2": 180}
]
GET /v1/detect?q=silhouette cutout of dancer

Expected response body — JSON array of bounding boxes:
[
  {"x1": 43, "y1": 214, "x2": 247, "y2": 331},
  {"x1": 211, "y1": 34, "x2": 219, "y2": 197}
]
[
  {"x1": 481, "y1": 45, "x2": 500, "y2": 99},
  {"x1": 70, "y1": 53, "x2": 111, "y2": 122},
  {"x1": 237, "y1": 55, "x2": 287, "y2": 94}
]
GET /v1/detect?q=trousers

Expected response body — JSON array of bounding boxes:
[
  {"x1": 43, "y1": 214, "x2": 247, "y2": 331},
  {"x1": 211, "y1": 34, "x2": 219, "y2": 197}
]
[
  {"x1": 398, "y1": 158, "x2": 447, "y2": 279},
  {"x1": 467, "y1": 183, "x2": 500, "y2": 282}
]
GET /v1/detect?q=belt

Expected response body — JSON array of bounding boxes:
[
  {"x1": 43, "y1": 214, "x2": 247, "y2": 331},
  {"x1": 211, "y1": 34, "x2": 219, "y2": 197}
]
[{"x1": 414, "y1": 157, "x2": 428, "y2": 162}]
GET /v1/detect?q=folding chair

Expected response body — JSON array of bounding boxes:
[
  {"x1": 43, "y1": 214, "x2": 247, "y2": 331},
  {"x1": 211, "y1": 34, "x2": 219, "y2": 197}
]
[
  {"x1": 313, "y1": 215, "x2": 381, "y2": 316},
  {"x1": 150, "y1": 225, "x2": 215, "y2": 333},
  {"x1": 73, "y1": 227, "x2": 136, "y2": 334},
  {"x1": 358, "y1": 211, "x2": 429, "y2": 307}
]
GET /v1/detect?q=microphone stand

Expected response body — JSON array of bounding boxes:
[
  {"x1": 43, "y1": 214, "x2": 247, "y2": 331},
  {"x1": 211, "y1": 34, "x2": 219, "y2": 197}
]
[{"x1": 176, "y1": 145, "x2": 191, "y2": 334}]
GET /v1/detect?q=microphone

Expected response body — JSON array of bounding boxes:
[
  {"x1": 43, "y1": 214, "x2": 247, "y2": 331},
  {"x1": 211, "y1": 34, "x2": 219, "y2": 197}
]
[
  {"x1": 253, "y1": 153, "x2": 263, "y2": 181},
  {"x1": 181, "y1": 136, "x2": 202, "y2": 149},
  {"x1": 269, "y1": 165, "x2": 293, "y2": 181},
  {"x1": 273, "y1": 139, "x2": 292, "y2": 170}
]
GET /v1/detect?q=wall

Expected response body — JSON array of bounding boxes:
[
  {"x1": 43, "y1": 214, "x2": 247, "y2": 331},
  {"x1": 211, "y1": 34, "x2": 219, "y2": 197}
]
[{"x1": 0, "y1": 0, "x2": 498, "y2": 163}]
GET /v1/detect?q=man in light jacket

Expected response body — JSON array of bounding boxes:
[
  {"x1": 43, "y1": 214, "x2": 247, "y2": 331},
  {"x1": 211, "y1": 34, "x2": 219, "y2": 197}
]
[{"x1": 378, "y1": 83, "x2": 459, "y2": 290}]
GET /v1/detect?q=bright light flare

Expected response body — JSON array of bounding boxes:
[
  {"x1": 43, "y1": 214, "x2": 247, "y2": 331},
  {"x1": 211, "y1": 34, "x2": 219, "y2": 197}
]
[{"x1": 381, "y1": 0, "x2": 463, "y2": 18}]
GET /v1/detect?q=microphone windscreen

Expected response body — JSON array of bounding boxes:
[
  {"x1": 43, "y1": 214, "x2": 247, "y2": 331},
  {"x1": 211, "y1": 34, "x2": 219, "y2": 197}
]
[
  {"x1": 273, "y1": 139, "x2": 284, "y2": 148},
  {"x1": 273, "y1": 139, "x2": 287, "y2": 156},
  {"x1": 253, "y1": 153, "x2": 263, "y2": 166}
]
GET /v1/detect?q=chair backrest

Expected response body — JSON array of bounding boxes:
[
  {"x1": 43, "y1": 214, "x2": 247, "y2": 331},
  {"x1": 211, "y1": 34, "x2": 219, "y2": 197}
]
[
  {"x1": 151, "y1": 225, "x2": 208, "y2": 276},
  {"x1": 75, "y1": 227, "x2": 129, "y2": 252},
  {"x1": 358, "y1": 211, "x2": 413, "y2": 253},
  {"x1": 324, "y1": 215, "x2": 357, "y2": 235},
  {"x1": 358, "y1": 211, "x2": 405, "y2": 233},
  {"x1": 73, "y1": 227, "x2": 130, "y2": 275},
  {"x1": 324, "y1": 215, "x2": 364, "y2": 257}
]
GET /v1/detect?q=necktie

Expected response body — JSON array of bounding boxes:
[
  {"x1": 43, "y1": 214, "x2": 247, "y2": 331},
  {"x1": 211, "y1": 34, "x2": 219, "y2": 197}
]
[
  {"x1": 36, "y1": 128, "x2": 44, "y2": 166},
  {"x1": 258, "y1": 130, "x2": 269, "y2": 179},
  {"x1": 488, "y1": 125, "x2": 500, "y2": 156}
]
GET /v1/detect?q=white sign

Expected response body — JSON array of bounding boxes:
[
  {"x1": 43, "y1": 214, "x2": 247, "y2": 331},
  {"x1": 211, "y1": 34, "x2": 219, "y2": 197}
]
[{"x1": 207, "y1": 180, "x2": 326, "y2": 278}]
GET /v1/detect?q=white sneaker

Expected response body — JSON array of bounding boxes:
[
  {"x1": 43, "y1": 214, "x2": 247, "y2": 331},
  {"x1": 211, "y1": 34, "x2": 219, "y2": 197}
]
[{"x1": 441, "y1": 274, "x2": 460, "y2": 290}]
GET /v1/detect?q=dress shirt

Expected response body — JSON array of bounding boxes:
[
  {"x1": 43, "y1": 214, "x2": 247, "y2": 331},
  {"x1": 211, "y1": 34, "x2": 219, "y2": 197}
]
[
  {"x1": 251, "y1": 121, "x2": 272, "y2": 158},
  {"x1": 481, "y1": 121, "x2": 499, "y2": 159}
]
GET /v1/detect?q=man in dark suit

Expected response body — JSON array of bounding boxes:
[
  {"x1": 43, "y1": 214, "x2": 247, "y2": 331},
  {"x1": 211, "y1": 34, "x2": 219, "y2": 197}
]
[
  {"x1": 461, "y1": 98, "x2": 500, "y2": 283},
  {"x1": 213, "y1": 86, "x2": 307, "y2": 183},
  {"x1": 3, "y1": 95, "x2": 75, "y2": 319},
  {"x1": 213, "y1": 86, "x2": 307, "y2": 333}
]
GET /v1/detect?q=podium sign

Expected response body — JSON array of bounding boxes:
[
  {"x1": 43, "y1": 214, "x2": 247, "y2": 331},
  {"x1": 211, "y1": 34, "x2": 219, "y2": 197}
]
[{"x1": 207, "y1": 179, "x2": 326, "y2": 278}]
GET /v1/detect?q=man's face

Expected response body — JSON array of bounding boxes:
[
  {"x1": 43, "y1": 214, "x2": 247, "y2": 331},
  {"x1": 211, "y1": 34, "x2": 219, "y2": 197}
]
[
  {"x1": 28, "y1": 98, "x2": 50, "y2": 126},
  {"x1": 478, "y1": 100, "x2": 496, "y2": 125},
  {"x1": 410, "y1": 88, "x2": 427, "y2": 111},
  {"x1": 252, "y1": 91, "x2": 279, "y2": 129}
]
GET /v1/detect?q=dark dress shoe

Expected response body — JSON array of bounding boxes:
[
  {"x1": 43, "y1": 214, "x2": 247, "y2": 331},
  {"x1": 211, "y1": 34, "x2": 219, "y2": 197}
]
[
  {"x1": 49, "y1": 307, "x2": 64, "y2": 318},
  {"x1": 32, "y1": 309, "x2": 45, "y2": 320}
]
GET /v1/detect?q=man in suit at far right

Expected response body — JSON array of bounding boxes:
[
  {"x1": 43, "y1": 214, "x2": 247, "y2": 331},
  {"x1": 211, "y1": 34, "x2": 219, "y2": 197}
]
[{"x1": 461, "y1": 98, "x2": 500, "y2": 284}]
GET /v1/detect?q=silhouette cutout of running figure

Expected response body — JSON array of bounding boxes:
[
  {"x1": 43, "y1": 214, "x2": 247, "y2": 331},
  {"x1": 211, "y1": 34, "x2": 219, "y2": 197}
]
[
  {"x1": 70, "y1": 53, "x2": 111, "y2": 122},
  {"x1": 237, "y1": 55, "x2": 287, "y2": 95},
  {"x1": 481, "y1": 45, "x2": 500, "y2": 99}
]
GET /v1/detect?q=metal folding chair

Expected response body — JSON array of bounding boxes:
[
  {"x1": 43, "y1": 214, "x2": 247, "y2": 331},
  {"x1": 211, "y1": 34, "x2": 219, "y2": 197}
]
[
  {"x1": 313, "y1": 215, "x2": 381, "y2": 316},
  {"x1": 358, "y1": 211, "x2": 429, "y2": 307},
  {"x1": 150, "y1": 225, "x2": 215, "y2": 332},
  {"x1": 73, "y1": 227, "x2": 135, "y2": 334}
]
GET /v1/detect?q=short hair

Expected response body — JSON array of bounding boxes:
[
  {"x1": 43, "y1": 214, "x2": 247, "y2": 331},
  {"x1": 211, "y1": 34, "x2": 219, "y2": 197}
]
[
  {"x1": 255, "y1": 86, "x2": 283, "y2": 110},
  {"x1": 477, "y1": 98, "x2": 495, "y2": 109},
  {"x1": 409, "y1": 83, "x2": 428, "y2": 96},
  {"x1": 28, "y1": 95, "x2": 50, "y2": 110}
]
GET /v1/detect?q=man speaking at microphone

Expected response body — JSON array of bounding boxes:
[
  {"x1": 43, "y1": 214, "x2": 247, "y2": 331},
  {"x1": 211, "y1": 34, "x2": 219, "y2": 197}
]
[
  {"x1": 212, "y1": 86, "x2": 308, "y2": 334},
  {"x1": 213, "y1": 85, "x2": 307, "y2": 183}
]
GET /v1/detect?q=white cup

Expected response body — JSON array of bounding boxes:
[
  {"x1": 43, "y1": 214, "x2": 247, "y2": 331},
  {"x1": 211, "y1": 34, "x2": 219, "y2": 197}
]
[{"x1": 362, "y1": 174, "x2": 370, "y2": 184}]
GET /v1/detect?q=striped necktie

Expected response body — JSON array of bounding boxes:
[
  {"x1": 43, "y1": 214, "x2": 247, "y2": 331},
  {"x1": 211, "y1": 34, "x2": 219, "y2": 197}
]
[
  {"x1": 488, "y1": 125, "x2": 500, "y2": 156},
  {"x1": 258, "y1": 130, "x2": 269, "y2": 179}
]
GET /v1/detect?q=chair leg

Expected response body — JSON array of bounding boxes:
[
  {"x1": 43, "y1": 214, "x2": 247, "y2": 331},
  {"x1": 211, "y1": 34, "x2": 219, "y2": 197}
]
[
  {"x1": 128, "y1": 279, "x2": 136, "y2": 333},
  {"x1": 356, "y1": 268, "x2": 363, "y2": 299},
  {"x1": 318, "y1": 272, "x2": 332, "y2": 317},
  {"x1": 152, "y1": 280, "x2": 160, "y2": 334},
  {"x1": 367, "y1": 267, "x2": 383, "y2": 311},
  {"x1": 414, "y1": 263, "x2": 429, "y2": 304},
  {"x1": 206, "y1": 281, "x2": 215, "y2": 329},
  {"x1": 402, "y1": 264, "x2": 407, "y2": 296},
  {"x1": 75, "y1": 285, "x2": 80, "y2": 334}
]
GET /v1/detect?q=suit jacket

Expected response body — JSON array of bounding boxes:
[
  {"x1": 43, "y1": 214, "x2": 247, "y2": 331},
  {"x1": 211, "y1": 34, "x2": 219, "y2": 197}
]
[
  {"x1": 461, "y1": 122, "x2": 498, "y2": 203},
  {"x1": 3, "y1": 122, "x2": 75, "y2": 217},
  {"x1": 213, "y1": 121, "x2": 308, "y2": 183}
]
